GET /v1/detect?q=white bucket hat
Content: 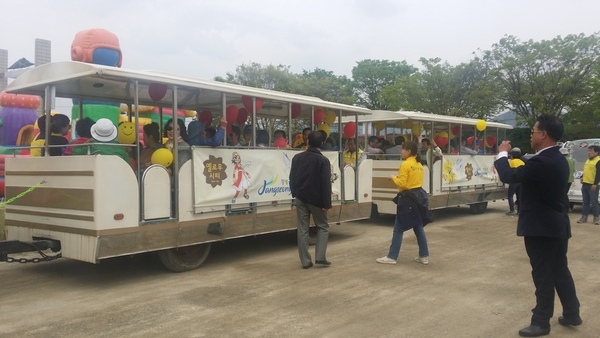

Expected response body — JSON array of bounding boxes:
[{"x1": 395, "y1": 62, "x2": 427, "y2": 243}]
[{"x1": 91, "y1": 118, "x2": 118, "y2": 142}]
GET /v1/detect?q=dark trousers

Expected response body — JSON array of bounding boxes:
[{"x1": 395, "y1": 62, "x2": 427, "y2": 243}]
[
  {"x1": 524, "y1": 236, "x2": 580, "y2": 327},
  {"x1": 507, "y1": 183, "x2": 521, "y2": 211}
]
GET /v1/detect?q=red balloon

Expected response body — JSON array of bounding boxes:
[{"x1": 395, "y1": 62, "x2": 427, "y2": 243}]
[
  {"x1": 291, "y1": 103, "x2": 302, "y2": 119},
  {"x1": 486, "y1": 136, "x2": 497, "y2": 147},
  {"x1": 237, "y1": 108, "x2": 249, "y2": 125},
  {"x1": 314, "y1": 109, "x2": 324, "y2": 124},
  {"x1": 242, "y1": 96, "x2": 264, "y2": 112},
  {"x1": 434, "y1": 135, "x2": 448, "y2": 148},
  {"x1": 451, "y1": 125, "x2": 460, "y2": 136},
  {"x1": 295, "y1": 133, "x2": 303, "y2": 140},
  {"x1": 197, "y1": 110, "x2": 213, "y2": 125},
  {"x1": 274, "y1": 136, "x2": 287, "y2": 148},
  {"x1": 148, "y1": 83, "x2": 167, "y2": 101},
  {"x1": 467, "y1": 136, "x2": 475, "y2": 145},
  {"x1": 226, "y1": 105, "x2": 239, "y2": 123},
  {"x1": 343, "y1": 122, "x2": 356, "y2": 138}
]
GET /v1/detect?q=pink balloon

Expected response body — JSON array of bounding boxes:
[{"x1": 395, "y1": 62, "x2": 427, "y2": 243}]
[
  {"x1": 314, "y1": 109, "x2": 324, "y2": 124},
  {"x1": 148, "y1": 83, "x2": 167, "y2": 101},
  {"x1": 291, "y1": 103, "x2": 302, "y2": 119},
  {"x1": 197, "y1": 110, "x2": 213, "y2": 125},
  {"x1": 237, "y1": 108, "x2": 249, "y2": 125},
  {"x1": 226, "y1": 105, "x2": 239, "y2": 123},
  {"x1": 242, "y1": 96, "x2": 264, "y2": 112},
  {"x1": 343, "y1": 122, "x2": 356, "y2": 138},
  {"x1": 274, "y1": 136, "x2": 287, "y2": 148}
]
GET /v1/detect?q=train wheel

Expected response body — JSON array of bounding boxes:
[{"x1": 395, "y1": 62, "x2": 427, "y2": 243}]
[
  {"x1": 158, "y1": 243, "x2": 211, "y2": 272},
  {"x1": 469, "y1": 202, "x2": 488, "y2": 214}
]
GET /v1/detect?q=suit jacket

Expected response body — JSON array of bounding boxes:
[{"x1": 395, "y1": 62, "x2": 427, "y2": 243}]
[
  {"x1": 289, "y1": 147, "x2": 332, "y2": 209},
  {"x1": 494, "y1": 146, "x2": 571, "y2": 238}
]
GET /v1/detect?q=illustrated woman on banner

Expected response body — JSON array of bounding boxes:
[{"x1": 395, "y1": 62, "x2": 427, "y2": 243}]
[{"x1": 231, "y1": 152, "x2": 251, "y2": 203}]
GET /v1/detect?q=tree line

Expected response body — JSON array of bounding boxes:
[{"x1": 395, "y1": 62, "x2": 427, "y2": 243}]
[{"x1": 215, "y1": 33, "x2": 600, "y2": 143}]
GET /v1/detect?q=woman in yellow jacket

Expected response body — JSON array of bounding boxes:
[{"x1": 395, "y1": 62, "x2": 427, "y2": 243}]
[{"x1": 377, "y1": 141, "x2": 430, "y2": 265}]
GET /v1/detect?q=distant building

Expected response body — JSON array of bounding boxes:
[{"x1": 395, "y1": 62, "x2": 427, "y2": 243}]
[{"x1": 0, "y1": 38, "x2": 51, "y2": 92}]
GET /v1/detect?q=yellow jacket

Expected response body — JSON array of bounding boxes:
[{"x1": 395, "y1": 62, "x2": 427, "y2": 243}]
[
  {"x1": 582, "y1": 156, "x2": 600, "y2": 184},
  {"x1": 391, "y1": 156, "x2": 424, "y2": 192}
]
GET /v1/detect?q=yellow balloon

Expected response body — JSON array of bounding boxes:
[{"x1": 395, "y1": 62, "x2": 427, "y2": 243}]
[
  {"x1": 323, "y1": 111, "x2": 336, "y2": 125},
  {"x1": 151, "y1": 148, "x2": 174, "y2": 167},
  {"x1": 476, "y1": 119, "x2": 487, "y2": 131},
  {"x1": 438, "y1": 131, "x2": 449, "y2": 139},
  {"x1": 118, "y1": 121, "x2": 136, "y2": 144},
  {"x1": 317, "y1": 124, "x2": 331, "y2": 137},
  {"x1": 401, "y1": 120, "x2": 412, "y2": 128},
  {"x1": 411, "y1": 123, "x2": 423, "y2": 135},
  {"x1": 375, "y1": 121, "x2": 386, "y2": 131}
]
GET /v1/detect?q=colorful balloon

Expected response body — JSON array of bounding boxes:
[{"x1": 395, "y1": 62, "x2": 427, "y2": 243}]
[
  {"x1": 485, "y1": 136, "x2": 497, "y2": 148},
  {"x1": 476, "y1": 119, "x2": 487, "y2": 131},
  {"x1": 291, "y1": 103, "x2": 302, "y2": 119},
  {"x1": 375, "y1": 121, "x2": 386, "y2": 132},
  {"x1": 197, "y1": 110, "x2": 213, "y2": 125},
  {"x1": 118, "y1": 121, "x2": 136, "y2": 144},
  {"x1": 438, "y1": 131, "x2": 448, "y2": 139},
  {"x1": 151, "y1": 148, "x2": 174, "y2": 167},
  {"x1": 242, "y1": 96, "x2": 264, "y2": 112},
  {"x1": 343, "y1": 122, "x2": 356, "y2": 138},
  {"x1": 226, "y1": 105, "x2": 239, "y2": 124},
  {"x1": 236, "y1": 108, "x2": 249, "y2": 125},
  {"x1": 411, "y1": 123, "x2": 423, "y2": 136},
  {"x1": 324, "y1": 111, "x2": 336, "y2": 125},
  {"x1": 317, "y1": 124, "x2": 330, "y2": 137},
  {"x1": 434, "y1": 135, "x2": 448, "y2": 148},
  {"x1": 274, "y1": 136, "x2": 287, "y2": 148},
  {"x1": 467, "y1": 136, "x2": 475, "y2": 145},
  {"x1": 314, "y1": 109, "x2": 324, "y2": 124},
  {"x1": 148, "y1": 83, "x2": 167, "y2": 101}
]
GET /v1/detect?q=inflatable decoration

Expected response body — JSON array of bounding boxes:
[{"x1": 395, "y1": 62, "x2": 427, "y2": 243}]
[
  {"x1": 226, "y1": 105, "x2": 239, "y2": 124},
  {"x1": 476, "y1": 119, "x2": 486, "y2": 132},
  {"x1": 343, "y1": 122, "x2": 356, "y2": 139},
  {"x1": 237, "y1": 108, "x2": 249, "y2": 125},
  {"x1": 291, "y1": 103, "x2": 302, "y2": 119},
  {"x1": 148, "y1": 83, "x2": 168, "y2": 102},
  {"x1": 151, "y1": 148, "x2": 174, "y2": 167},
  {"x1": 242, "y1": 96, "x2": 264, "y2": 112},
  {"x1": 324, "y1": 111, "x2": 336, "y2": 125},
  {"x1": 0, "y1": 91, "x2": 40, "y2": 151},
  {"x1": 374, "y1": 121, "x2": 385, "y2": 132},
  {"x1": 118, "y1": 121, "x2": 136, "y2": 144},
  {"x1": 314, "y1": 109, "x2": 324, "y2": 124},
  {"x1": 71, "y1": 28, "x2": 122, "y2": 67},
  {"x1": 274, "y1": 136, "x2": 287, "y2": 148}
]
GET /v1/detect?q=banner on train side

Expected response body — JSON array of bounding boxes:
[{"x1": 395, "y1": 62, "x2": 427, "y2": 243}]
[
  {"x1": 440, "y1": 155, "x2": 501, "y2": 188},
  {"x1": 192, "y1": 148, "x2": 341, "y2": 208}
]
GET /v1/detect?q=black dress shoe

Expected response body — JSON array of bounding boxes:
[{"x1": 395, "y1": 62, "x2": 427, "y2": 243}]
[
  {"x1": 518, "y1": 325, "x2": 550, "y2": 337},
  {"x1": 315, "y1": 260, "x2": 331, "y2": 266},
  {"x1": 558, "y1": 316, "x2": 582, "y2": 326},
  {"x1": 302, "y1": 262, "x2": 313, "y2": 269}
]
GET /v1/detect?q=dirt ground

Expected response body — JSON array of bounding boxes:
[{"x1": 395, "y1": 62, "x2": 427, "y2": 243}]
[{"x1": 0, "y1": 200, "x2": 598, "y2": 338}]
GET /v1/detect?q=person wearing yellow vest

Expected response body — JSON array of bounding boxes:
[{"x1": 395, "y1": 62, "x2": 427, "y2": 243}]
[
  {"x1": 578, "y1": 145, "x2": 600, "y2": 224},
  {"x1": 343, "y1": 137, "x2": 364, "y2": 167}
]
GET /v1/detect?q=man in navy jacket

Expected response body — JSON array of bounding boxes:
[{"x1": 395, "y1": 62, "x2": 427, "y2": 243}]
[
  {"x1": 289, "y1": 131, "x2": 332, "y2": 269},
  {"x1": 494, "y1": 114, "x2": 581, "y2": 337}
]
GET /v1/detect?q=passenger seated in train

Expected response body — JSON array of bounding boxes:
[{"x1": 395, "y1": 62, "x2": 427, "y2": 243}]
[
  {"x1": 365, "y1": 136, "x2": 384, "y2": 159},
  {"x1": 256, "y1": 129, "x2": 270, "y2": 147},
  {"x1": 139, "y1": 122, "x2": 165, "y2": 171},
  {"x1": 318, "y1": 130, "x2": 332, "y2": 151},
  {"x1": 343, "y1": 137, "x2": 365, "y2": 167},
  {"x1": 385, "y1": 136, "x2": 405, "y2": 160},
  {"x1": 164, "y1": 118, "x2": 191, "y2": 170},
  {"x1": 71, "y1": 118, "x2": 131, "y2": 164},
  {"x1": 187, "y1": 116, "x2": 227, "y2": 146},
  {"x1": 46, "y1": 114, "x2": 71, "y2": 156},
  {"x1": 228, "y1": 125, "x2": 242, "y2": 146},
  {"x1": 30, "y1": 116, "x2": 47, "y2": 157},
  {"x1": 65, "y1": 117, "x2": 94, "y2": 155},
  {"x1": 420, "y1": 138, "x2": 442, "y2": 167}
]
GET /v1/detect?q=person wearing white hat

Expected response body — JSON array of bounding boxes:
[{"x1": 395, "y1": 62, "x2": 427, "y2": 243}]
[{"x1": 71, "y1": 118, "x2": 130, "y2": 165}]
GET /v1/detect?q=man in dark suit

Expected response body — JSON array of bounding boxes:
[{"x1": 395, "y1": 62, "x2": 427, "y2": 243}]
[
  {"x1": 494, "y1": 114, "x2": 581, "y2": 337},
  {"x1": 289, "y1": 131, "x2": 332, "y2": 269}
]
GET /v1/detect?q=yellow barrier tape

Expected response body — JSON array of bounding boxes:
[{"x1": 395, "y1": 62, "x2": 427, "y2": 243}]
[{"x1": 1, "y1": 180, "x2": 47, "y2": 207}]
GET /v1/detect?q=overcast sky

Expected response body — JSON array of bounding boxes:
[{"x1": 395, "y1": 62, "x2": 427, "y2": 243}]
[{"x1": 2, "y1": 0, "x2": 600, "y2": 81}]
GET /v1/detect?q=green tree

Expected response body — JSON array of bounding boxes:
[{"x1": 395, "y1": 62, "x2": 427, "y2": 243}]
[
  {"x1": 380, "y1": 58, "x2": 501, "y2": 119},
  {"x1": 294, "y1": 68, "x2": 356, "y2": 105},
  {"x1": 481, "y1": 33, "x2": 600, "y2": 127},
  {"x1": 351, "y1": 59, "x2": 417, "y2": 109}
]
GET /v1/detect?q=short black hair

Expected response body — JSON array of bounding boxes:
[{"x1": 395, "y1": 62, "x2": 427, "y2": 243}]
[
  {"x1": 274, "y1": 129, "x2": 286, "y2": 139},
  {"x1": 143, "y1": 122, "x2": 160, "y2": 143},
  {"x1": 368, "y1": 135, "x2": 379, "y2": 143},
  {"x1": 308, "y1": 131, "x2": 323, "y2": 148},
  {"x1": 230, "y1": 125, "x2": 240, "y2": 137},
  {"x1": 536, "y1": 114, "x2": 564, "y2": 141},
  {"x1": 394, "y1": 135, "x2": 405, "y2": 145},
  {"x1": 422, "y1": 138, "x2": 431, "y2": 146},
  {"x1": 589, "y1": 145, "x2": 600, "y2": 154},
  {"x1": 75, "y1": 117, "x2": 95, "y2": 138}
]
